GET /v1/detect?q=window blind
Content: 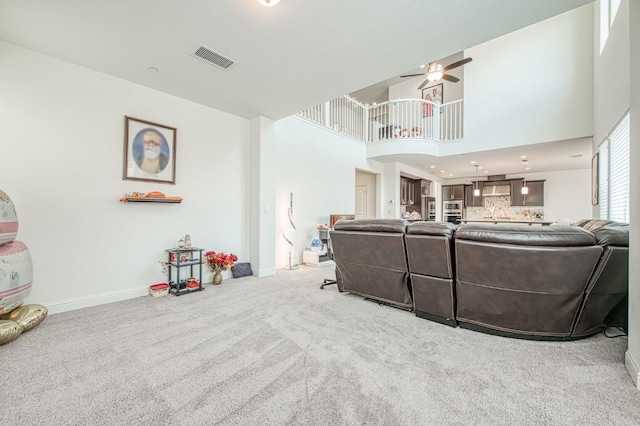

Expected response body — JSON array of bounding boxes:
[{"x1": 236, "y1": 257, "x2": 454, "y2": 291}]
[
  {"x1": 598, "y1": 139, "x2": 609, "y2": 219},
  {"x1": 608, "y1": 113, "x2": 630, "y2": 222},
  {"x1": 598, "y1": 112, "x2": 629, "y2": 222}
]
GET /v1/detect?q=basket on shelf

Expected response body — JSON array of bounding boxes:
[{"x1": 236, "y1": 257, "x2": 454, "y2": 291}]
[{"x1": 185, "y1": 278, "x2": 200, "y2": 291}]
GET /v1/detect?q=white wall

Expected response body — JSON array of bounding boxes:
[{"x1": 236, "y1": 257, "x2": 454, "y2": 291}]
[
  {"x1": 380, "y1": 4, "x2": 595, "y2": 163},
  {"x1": 0, "y1": 41, "x2": 249, "y2": 313},
  {"x1": 445, "y1": 4, "x2": 594, "y2": 156},
  {"x1": 593, "y1": 0, "x2": 630, "y2": 146},
  {"x1": 274, "y1": 118, "x2": 384, "y2": 267},
  {"x1": 519, "y1": 169, "x2": 592, "y2": 223}
]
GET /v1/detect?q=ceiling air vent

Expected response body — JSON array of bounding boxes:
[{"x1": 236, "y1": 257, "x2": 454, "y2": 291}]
[{"x1": 191, "y1": 44, "x2": 234, "y2": 70}]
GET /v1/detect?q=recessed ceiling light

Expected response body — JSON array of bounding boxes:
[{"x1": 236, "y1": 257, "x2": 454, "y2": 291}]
[
  {"x1": 449, "y1": 174, "x2": 453, "y2": 177},
  {"x1": 484, "y1": 171, "x2": 489, "y2": 173},
  {"x1": 257, "y1": 0, "x2": 280, "y2": 6},
  {"x1": 430, "y1": 165, "x2": 436, "y2": 169},
  {"x1": 420, "y1": 64, "x2": 426, "y2": 69},
  {"x1": 440, "y1": 170, "x2": 445, "y2": 173},
  {"x1": 147, "y1": 67, "x2": 159, "y2": 73},
  {"x1": 520, "y1": 155, "x2": 527, "y2": 159},
  {"x1": 470, "y1": 161, "x2": 476, "y2": 164}
]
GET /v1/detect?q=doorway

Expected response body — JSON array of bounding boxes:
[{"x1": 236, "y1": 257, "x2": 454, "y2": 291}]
[{"x1": 355, "y1": 170, "x2": 378, "y2": 219}]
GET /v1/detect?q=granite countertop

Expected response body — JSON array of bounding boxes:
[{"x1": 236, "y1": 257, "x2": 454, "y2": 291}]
[{"x1": 461, "y1": 218, "x2": 554, "y2": 226}]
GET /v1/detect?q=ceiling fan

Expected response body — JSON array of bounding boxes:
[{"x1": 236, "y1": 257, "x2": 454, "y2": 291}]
[{"x1": 401, "y1": 58, "x2": 473, "y2": 90}]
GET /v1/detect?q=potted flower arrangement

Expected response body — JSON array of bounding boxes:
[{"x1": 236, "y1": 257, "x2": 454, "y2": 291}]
[{"x1": 204, "y1": 251, "x2": 238, "y2": 285}]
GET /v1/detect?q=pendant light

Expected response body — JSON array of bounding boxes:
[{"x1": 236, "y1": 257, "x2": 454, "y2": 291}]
[
  {"x1": 473, "y1": 165, "x2": 480, "y2": 196},
  {"x1": 521, "y1": 160, "x2": 529, "y2": 195}
]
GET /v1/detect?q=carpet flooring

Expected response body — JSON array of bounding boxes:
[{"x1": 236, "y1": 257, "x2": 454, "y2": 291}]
[{"x1": 2, "y1": 266, "x2": 640, "y2": 425}]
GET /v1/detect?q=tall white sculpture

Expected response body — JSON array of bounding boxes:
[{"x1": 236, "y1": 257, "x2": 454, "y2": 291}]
[{"x1": 282, "y1": 192, "x2": 298, "y2": 270}]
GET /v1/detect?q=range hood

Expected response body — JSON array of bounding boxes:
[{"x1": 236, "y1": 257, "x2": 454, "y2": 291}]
[{"x1": 482, "y1": 183, "x2": 511, "y2": 197}]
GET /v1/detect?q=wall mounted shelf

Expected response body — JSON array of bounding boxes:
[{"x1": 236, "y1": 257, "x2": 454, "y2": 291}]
[{"x1": 120, "y1": 197, "x2": 183, "y2": 203}]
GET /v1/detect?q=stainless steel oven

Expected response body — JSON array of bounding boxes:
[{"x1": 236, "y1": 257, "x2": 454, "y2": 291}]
[
  {"x1": 443, "y1": 200, "x2": 463, "y2": 224},
  {"x1": 444, "y1": 201, "x2": 462, "y2": 211}
]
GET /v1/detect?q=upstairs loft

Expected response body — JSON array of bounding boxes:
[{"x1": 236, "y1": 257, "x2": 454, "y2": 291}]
[{"x1": 297, "y1": 95, "x2": 463, "y2": 146}]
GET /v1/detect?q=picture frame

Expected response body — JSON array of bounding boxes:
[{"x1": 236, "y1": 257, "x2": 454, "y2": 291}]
[
  {"x1": 422, "y1": 83, "x2": 443, "y2": 117},
  {"x1": 591, "y1": 153, "x2": 599, "y2": 205},
  {"x1": 123, "y1": 116, "x2": 177, "y2": 184}
]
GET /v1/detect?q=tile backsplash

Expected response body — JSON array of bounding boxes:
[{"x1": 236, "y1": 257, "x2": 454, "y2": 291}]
[{"x1": 466, "y1": 196, "x2": 544, "y2": 219}]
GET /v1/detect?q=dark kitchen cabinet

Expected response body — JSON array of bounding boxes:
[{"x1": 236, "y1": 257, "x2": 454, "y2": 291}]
[
  {"x1": 511, "y1": 179, "x2": 544, "y2": 206},
  {"x1": 442, "y1": 184, "x2": 464, "y2": 201},
  {"x1": 465, "y1": 183, "x2": 483, "y2": 207},
  {"x1": 400, "y1": 177, "x2": 421, "y2": 206}
]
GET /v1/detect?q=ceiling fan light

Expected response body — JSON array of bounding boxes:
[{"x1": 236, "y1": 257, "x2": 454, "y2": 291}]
[
  {"x1": 257, "y1": 0, "x2": 280, "y2": 6},
  {"x1": 427, "y1": 71, "x2": 443, "y2": 82}
]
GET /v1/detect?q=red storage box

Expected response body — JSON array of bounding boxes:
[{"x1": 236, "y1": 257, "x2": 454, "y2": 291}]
[{"x1": 149, "y1": 283, "x2": 170, "y2": 297}]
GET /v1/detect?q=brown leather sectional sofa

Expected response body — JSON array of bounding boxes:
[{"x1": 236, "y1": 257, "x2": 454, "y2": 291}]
[{"x1": 330, "y1": 218, "x2": 628, "y2": 340}]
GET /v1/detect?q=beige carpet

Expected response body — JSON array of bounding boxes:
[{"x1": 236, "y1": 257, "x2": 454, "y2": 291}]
[{"x1": 2, "y1": 265, "x2": 640, "y2": 425}]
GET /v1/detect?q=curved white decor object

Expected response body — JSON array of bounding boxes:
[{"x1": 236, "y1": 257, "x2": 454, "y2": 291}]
[
  {"x1": 0, "y1": 240, "x2": 33, "y2": 316},
  {"x1": 282, "y1": 192, "x2": 297, "y2": 270},
  {"x1": 0, "y1": 189, "x2": 19, "y2": 246}
]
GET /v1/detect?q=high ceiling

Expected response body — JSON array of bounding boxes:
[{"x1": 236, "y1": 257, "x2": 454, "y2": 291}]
[{"x1": 0, "y1": 0, "x2": 593, "y2": 121}]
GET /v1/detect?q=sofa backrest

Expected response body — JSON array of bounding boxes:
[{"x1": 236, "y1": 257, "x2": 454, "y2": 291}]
[
  {"x1": 405, "y1": 221, "x2": 456, "y2": 279},
  {"x1": 405, "y1": 221, "x2": 457, "y2": 325},
  {"x1": 575, "y1": 219, "x2": 622, "y2": 232},
  {"x1": 592, "y1": 223, "x2": 629, "y2": 247},
  {"x1": 453, "y1": 224, "x2": 603, "y2": 337},
  {"x1": 331, "y1": 219, "x2": 412, "y2": 309}
]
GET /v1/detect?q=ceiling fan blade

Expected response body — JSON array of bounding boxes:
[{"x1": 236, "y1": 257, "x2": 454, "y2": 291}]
[
  {"x1": 442, "y1": 57, "x2": 472, "y2": 72},
  {"x1": 441, "y1": 74, "x2": 460, "y2": 83},
  {"x1": 417, "y1": 79, "x2": 430, "y2": 90},
  {"x1": 400, "y1": 73, "x2": 425, "y2": 78}
]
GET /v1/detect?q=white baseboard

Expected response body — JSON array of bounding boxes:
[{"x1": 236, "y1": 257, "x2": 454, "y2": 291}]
[
  {"x1": 45, "y1": 287, "x2": 149, "y2": 315},
  {"x1": 625, "y1": 350, "x2": 640, "y2": 389},
  {"x1": 257, "y1": 267, "x2": 276, "y2": 277}
]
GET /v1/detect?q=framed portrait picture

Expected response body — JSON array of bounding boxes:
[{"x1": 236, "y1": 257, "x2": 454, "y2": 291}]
[
  {"x1": 123, "y1": 116, "x2": 177, "y2": 184},
  {"x1": 592, "y1": 153, "x2": 599, "y2": 205},
  {"x1": 422, "y1": 83, "x2": 443, "y2": 117}
]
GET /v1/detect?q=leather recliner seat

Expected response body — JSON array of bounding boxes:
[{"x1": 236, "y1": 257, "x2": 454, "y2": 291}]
[
  {"x1": 405, "y1": 221, "x2": 457, "y2": 326},
  {"x1": 331, "y1": 219, "x2": 412, "y2": 309},
  {"x1": 330, "y1": 218, "x2": 629, "y2": 341},
  {"x1": 572, "y1": 221, "x2": 629, "y2": 336},
  {"x1": 453, "y1": 224, "x2": 603, "y2": 339}
]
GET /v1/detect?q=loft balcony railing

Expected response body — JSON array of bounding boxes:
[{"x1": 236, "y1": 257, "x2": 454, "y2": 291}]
[{"x1": 297, "y1": 96, "x2": 464, "y2": 143}]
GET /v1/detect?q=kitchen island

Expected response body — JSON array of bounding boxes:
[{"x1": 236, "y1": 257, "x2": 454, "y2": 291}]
[{"x1": 460, "y1": 218, "x2": 554, "y2": 226}]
